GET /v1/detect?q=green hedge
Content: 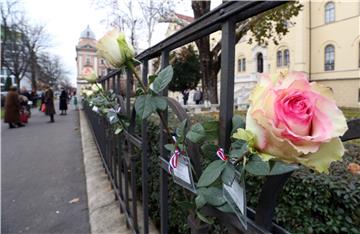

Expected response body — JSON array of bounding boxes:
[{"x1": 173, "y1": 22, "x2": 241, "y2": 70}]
[{"x1": 135, "y1": 116, "x2": 360, "y2": 233}]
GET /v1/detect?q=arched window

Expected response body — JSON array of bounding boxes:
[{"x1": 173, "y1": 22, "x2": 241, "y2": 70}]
[
  {"x1": 325, "y1": 44, "x2": 335, "y2": 71},
  {"x1": 325, "y1": 2, "x2": 335, "y2": 23},
  {"x1": 257, "y1": 53, "x2": 264, "y2": 73},
  {"x1": 277, "y1": 51, "x2": 282, "y2": 67},
  {"x1": 284, "y1": 49, "x2": 290, "y2": 66}
]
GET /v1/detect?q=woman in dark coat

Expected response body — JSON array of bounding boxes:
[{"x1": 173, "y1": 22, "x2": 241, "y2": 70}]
[
  {"x1": 4, "y1": 86, "x2": 24, "y2": 128},
  {"x1": 59, "y1": 88, "x2": 68, "y2": 115},
  {"x1": 44, "y1": 86, "x2": 56, "y2": 123}
]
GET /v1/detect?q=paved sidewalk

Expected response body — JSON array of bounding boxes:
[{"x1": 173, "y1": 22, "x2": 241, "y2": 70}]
[{"x1": 1, "y1": 106, "x2": 90, "y2": 233}]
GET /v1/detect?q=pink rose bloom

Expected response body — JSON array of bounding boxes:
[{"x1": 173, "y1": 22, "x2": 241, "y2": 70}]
[{"x1": 246, "y1": 72, "x2": 348, "y2": 173}]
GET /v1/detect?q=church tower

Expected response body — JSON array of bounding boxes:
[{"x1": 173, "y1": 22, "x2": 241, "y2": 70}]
[{"x1": 75, "y1": 26, "x2": 107, "y2": 93}]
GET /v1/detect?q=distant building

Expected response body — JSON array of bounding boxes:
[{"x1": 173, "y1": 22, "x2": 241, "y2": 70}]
[
  {"x1": 75, "y1": 25, "x2": 107, "y2": 92},
  {"x1": 234, "y1": 0, "x2": 360, "y2": 108},
  {"x1": 164, "y1": 2, "x2": 360, "y2": 108}
]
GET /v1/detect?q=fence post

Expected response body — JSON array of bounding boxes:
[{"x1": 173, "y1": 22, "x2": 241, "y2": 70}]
[
  {"x1": 141, "y1": 59, "x2": 150, "y2": 234},
  {"x1": 160, "y1": 51, "x2": 169, "y2": 234},
  {"x1": 219, "y1": 19, "x2": 236, "y2": 151}
]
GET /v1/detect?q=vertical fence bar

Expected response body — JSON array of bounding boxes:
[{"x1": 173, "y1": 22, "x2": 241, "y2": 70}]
[
  {"x1": 219, "y1": 19, "x2": 236, "y2": 151},
  {"x1": 112, "y1": 76, "x2": 116, "y2": 92},
  {"x1": 141, "y1": 60, "x2": 150, "y2": 234},
  {"x1": 116, "y1": 74, "x2": 120, "y2": 94},
  {"x1": 159, "y1": 51, "x2": 169, "y2": 234},
  {"x1": 126, "y1": 70, "x2": 132, "y2": 118}
]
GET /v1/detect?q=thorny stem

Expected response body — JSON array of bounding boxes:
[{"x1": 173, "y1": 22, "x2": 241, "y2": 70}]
[
  {"x1": 232, "y1": 150, "x2": 251, "y2": 166},
  {"x1": 127, "y1": 61, "x2": 148, "y2": 92}
]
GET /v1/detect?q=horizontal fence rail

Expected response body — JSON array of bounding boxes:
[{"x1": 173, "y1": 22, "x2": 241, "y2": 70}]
[{"x1": 82, "y1": 1, "x2": 360, "y2": 234}]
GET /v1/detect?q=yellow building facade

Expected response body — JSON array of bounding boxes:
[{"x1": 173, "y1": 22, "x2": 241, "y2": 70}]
[{"x1": 234, "y1": 0, "x2": 360, "y2": 107}]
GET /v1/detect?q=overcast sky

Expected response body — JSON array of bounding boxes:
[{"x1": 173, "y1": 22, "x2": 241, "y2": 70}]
[{"x1": 22, "y1": 0, "x2": 210, "y2": 85}]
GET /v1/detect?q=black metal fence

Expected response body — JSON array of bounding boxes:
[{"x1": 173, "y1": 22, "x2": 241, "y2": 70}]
[{"x1": 83, "y1": 1, "x2": 360, "y2": 234}]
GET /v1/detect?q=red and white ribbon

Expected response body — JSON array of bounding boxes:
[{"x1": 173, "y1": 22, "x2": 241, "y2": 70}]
[
  {"x1": 168, "y1": 148, "x2": 180, "y2": 173},
  {"x1": 216, "y1": 148, "x2": 228, "y2": 161}
]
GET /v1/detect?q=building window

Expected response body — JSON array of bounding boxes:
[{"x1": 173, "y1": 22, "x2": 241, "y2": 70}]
[
  {"x1": 325, "y1": 2, "x2": 335, "y2": 24},
  {"x1": 238, "y1": 58, "x2": 246, "y2": 72},
  {"x1": 100, "y1": 59, "x2": 105, "y2": 65},
  {"x1": 284, "y1": 49, "x2": 290, "y2": 66},
  {"x1": 324, "y1": 44, "x2": 335, "y2": 71},
  {"x1": 277, "y1": 51, "x2": 282, "y2": 67},
  {"x1": 86, "y1": 56, "x2": 90, "y2": 65},
  {"x1": 257, "y1": 53, "x2": 264, "y2": 73}
]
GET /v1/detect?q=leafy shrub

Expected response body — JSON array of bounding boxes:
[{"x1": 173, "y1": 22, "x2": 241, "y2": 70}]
[{"x1": 135, "y1": 115, "x2": 360, "y2": 233}]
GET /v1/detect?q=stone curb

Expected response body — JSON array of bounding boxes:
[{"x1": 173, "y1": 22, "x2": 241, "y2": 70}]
[{"x1": 79, "y1": 110, "x2": 129, "y2": 234}]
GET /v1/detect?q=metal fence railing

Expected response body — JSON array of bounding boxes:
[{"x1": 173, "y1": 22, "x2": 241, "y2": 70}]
[{"x1": 83, "y1": 1, "x2": 360, "y2": 234}]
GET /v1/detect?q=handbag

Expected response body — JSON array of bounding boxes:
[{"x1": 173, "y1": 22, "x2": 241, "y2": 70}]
[
  {"x1": 41, "y1": 103, "x2": 46, "y2": 112},
  {"x1": 20, "y1": 112, "x2": 28, "y2": 123}
]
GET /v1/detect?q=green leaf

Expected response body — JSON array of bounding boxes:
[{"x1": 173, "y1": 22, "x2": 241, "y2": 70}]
[
  {"x1": 176, "y1": 119, "x2": 187, "y2": 141},
  {"x1": 151, "y1": 65, "x2": 173, "y2": 94},
  {"x1": 148, "y1": 75, "x2": 157, "y2": 85},
  {"x1": 114, "y1": 128, "x2": 123, "y2": 135},
  {"x1": 153, "y1": 96, "x2": 167, "y2": 111},
  {"x1": 222, "y1": 163, "x2": 236, "y2": 186},
  {"x1": 203, "y1": 121, "x2": 219, "y2": 141},
  {"x1": 186, "y1": 123, "x2": 205, "y2": 143},
  {"x1": 197, "y1": 160, "x2": 226, "y2": 187},
  {"x1": 200, "y1": 187, "x2": 226, "y2": 207},
  {"x1": 164, "y1": 144, "x2": 175, "y2": 152},
  {"x1": 177, "y1": 201, "x2": 194, "y2": 210},
  {"x1": 216, "y1": 202, "x2": 234, "y2": 213},
  {"x1": 269, "y1": 161, "x2": 299, "y2": 175},
  {"x1": 229, "y1": 143, "x2": 248, "y2": 159},
  {"x1": 135, "y1": 87, "x2": 144, "y2": 96},
  {"x1": 135, "y1": 95, "x2": 154, "y2": 120},
  {"x1": 196, "y1": 211, "x2": 214, "y2": 224},
  {"x1": 135, "y1": 95, "x2": 167, "y2": 120},
  {"x1": 195, "y1": 194, "x2": 206, "y2": 209},
  {"x1": 231, "y1": 140, "x2": 246, "y2": 149},
  {"x1": 200, "y1": 144, "x2": 218, "y2": 158},
  {"x1": 232, "y1": 115, "x2": 245, "y2": 134},
  {"x1": 107, "y1": 111, "x2": 118, "y2": 124},
  {"x1": 245, "y1": 155, "x2": 270, "y2": 176}
]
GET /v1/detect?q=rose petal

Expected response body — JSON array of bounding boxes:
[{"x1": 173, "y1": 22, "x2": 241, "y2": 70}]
[{"x1": 296, "y1": 137, "x2": 344, "y2": 173}]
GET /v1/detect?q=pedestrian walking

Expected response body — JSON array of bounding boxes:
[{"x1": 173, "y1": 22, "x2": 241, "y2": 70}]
[
  {"x1": 193, "y1": 88, "x2": 202, "y2": 105},
  {"x1": 4, "y1": 86, "x2": 25, "y2": 128},
  {"x1": 44, "y1": 86, "x2": 56, "y2": 123},
  {"x1": 182, "y1": 89, "x2": 189, "y2": 105},
  {"x1": 72, "y1": 91, "x2": 78, "y2": 110},
  {"x1": 59, "y1": 88, "x2": 68, "y2": 115}
]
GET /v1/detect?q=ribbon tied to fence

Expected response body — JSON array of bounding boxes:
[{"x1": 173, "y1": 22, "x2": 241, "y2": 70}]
[
  {"x1": 216, "y1": 148, "x2": 228, "y2": 161},
  {"x1": 168, "y1": 147, "x2": 180, "y2": 173}
]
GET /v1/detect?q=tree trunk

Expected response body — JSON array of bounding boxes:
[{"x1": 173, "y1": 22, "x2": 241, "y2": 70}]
[
  {"x1": 30, "y1": 51, "x2": 37, "y2": 92},
  {"x1": 192, "y1": 1, "x2": 219, "y2": 103},
  {"x1": 15, "y1": 76, "x2": 20, "y2": 90}
]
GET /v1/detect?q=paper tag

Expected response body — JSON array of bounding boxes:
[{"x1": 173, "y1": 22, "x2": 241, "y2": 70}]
[
  {"x1": 223, "y1": 172, "x2": 247, "y2": 230},
  {"x1": 173, "y1": 159, "x2": 191, "y2": 184},
  {"x1": 172, "y1": 155, "x2": 197, "y2": 193}
]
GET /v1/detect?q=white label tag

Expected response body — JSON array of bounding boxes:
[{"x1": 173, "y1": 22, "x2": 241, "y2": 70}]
[
  {"x1": 173, "y1": 158, "x2": 191, "y2": 184},
  {"x1": 224, "y1": 181, "x2": 245, "y2": 215},
  {"x1": 171, "y1": 155, "x2": 197, "y2": 193},
  {"x1": 223, "y1": 172, "x2": 247, "y2": 230}
]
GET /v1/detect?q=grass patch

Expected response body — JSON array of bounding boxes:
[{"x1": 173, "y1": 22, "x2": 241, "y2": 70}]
[{"x1": 1, "y1": 108, "x2": 4, "y2": 119}]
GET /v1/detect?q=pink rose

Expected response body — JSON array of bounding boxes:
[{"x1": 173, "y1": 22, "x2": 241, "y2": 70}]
[{"x1": 246, "y1": 72, "x2": 348, "y2": 173}]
